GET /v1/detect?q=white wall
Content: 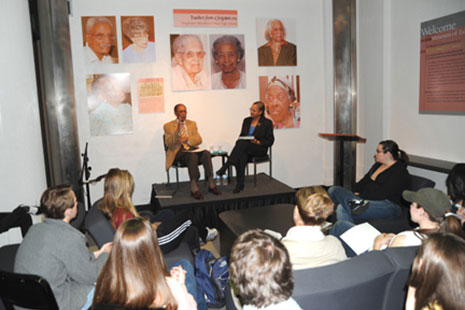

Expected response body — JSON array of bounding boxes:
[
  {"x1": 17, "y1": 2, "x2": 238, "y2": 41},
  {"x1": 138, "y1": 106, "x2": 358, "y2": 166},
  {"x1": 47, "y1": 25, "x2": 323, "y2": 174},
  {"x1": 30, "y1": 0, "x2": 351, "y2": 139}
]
[
  {"x1": 0, "y1": 0, "x2": 47, "y2": 212},
  {"x1": 69, "y1": 0, "x2": 333, "y2": 205},
  {"x1": 358, "y1": 0, "x2": 464, "y2": 187}
]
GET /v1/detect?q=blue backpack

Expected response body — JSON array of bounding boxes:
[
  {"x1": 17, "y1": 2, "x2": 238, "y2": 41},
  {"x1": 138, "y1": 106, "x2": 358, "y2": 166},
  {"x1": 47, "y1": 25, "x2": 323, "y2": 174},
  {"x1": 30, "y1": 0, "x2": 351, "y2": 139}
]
[{"x1": 194, "y1": 249, "x2": 229, "y2": 308}]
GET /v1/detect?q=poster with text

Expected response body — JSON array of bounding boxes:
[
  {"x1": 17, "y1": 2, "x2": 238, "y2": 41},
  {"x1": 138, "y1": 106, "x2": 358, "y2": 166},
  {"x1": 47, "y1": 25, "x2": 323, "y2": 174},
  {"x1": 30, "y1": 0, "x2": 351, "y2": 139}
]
[
  {"x1": 138, "y1": 78, "x2": 164, "y2": 113},
  {"x1": 419, "y1": 10, "x2": 465, "y2": 114}
]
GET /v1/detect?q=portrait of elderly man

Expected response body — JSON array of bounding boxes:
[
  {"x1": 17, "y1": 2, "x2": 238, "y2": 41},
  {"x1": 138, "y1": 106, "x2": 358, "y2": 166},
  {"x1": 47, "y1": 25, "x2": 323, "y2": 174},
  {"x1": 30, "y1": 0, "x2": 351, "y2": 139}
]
[
  {"x1": 121, "y1": 16, "x2": 156, "y2": 63},
  {"x1": 82, "y1": 16, "x2": 118, "y2": 64},
  {"x1": 257, "y1": 19, "x2": 297, "y2": 66},
  {"x1": 170, "y1": 34, "x2": 210, "y2": 91}
]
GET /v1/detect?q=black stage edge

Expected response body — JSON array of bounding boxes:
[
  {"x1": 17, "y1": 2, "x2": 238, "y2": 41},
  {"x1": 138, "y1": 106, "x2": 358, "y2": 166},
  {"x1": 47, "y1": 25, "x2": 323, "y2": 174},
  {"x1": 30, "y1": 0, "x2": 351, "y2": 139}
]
[{"x1": 149, "y1": 173, "x2": 296, "y2": 228}]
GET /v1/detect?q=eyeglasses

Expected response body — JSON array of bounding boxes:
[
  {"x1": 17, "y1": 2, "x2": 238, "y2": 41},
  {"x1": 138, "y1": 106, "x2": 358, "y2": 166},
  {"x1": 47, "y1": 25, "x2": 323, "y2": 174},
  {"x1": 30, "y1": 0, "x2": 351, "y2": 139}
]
[
  {"x1": 132, "y1": 32, "x2": 149, "y2": 38},
  {"x1": 93, "y1": 34, "x2": 115, "y2": 41},
  {"x1": 184, "y1": 50, "x2": 206, "y2": 59}
]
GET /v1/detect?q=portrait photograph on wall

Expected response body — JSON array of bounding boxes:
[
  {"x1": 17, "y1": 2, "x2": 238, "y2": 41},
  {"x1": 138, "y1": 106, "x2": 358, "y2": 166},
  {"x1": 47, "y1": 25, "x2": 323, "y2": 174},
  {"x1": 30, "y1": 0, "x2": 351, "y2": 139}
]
[
  {"x1": 170, "y1": 34, "x2": 210, "y2": 91},
  {"x1": 86, "y1": 73, "x2": 133, "y2": 136},
  {"x1": 81, "y1": 16, "x2": 119, "y2": 64},
  {"x1": 209, "y1": 34, "x2": 246, "y2": 89},
  {"x1": 259, "y1": 75, "x2": 301, "y2": 129},
  {"x1": 256, "y1": 18, "x2": 297, "y2": 66},
  {"x1": 121, "y1": 16, "x2": 156, "y2": 64}
]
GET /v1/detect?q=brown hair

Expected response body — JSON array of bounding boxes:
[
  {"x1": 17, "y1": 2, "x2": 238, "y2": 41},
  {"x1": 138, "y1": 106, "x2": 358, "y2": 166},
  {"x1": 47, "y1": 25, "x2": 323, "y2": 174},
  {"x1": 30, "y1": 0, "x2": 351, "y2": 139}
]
[
  {"x1": 408, "y1": 233, "x2": 465, "y2": 310},
  {"x1": 98, "y1": 168, "x2": 139, "y2": 219},
  {"x1": 41, "y1": 185, "x2": 75, "y2": 220},
  {"x1": 93, "y1": 218, "x2": 177, "y2": 309},
  {"x1": 229, "y1": 229, "x2": 293, "y2": 308},
  {"x1": 379, "y1": 140, "x2": 409, "y2": 164},
  {"x1": 295, "y1": 187, "x2": 333, "y2": 225}
]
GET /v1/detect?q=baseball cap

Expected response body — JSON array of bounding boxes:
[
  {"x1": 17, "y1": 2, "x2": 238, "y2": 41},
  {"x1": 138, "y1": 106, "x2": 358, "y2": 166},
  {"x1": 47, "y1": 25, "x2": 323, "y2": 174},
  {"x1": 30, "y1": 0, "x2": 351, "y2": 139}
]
[{"x1": 402, "y1": 188, "x2": 451, "y2": 218}]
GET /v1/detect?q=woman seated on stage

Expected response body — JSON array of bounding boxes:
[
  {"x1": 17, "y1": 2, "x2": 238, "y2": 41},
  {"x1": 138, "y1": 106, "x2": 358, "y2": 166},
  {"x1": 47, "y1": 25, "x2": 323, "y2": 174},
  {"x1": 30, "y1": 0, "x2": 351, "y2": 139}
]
[
  {"x1": 405, "y1": 233, "x2": 465, "y2": 310},
  {"x1": 216, "y1": 101, "x2": 274, "y2": 193},
  {"x1": 328, "y1": 140, "x2": 410, "y2": 223},
  {"x1": 282, "y1": 186, "x2": 346, "y2": 270},
  {"x1": 92, "y1": 217, "x2": 198, "y2": 310},
  {"x1": 97, "y1": 168, "x2": 217, "y2": 253}
]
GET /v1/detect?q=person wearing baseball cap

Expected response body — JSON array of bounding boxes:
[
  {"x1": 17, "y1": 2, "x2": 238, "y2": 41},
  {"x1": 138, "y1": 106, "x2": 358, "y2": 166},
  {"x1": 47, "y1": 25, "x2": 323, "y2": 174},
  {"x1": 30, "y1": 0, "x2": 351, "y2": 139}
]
[{"x1": 373, "y1": 188, "x2": 453, "y2": 250}]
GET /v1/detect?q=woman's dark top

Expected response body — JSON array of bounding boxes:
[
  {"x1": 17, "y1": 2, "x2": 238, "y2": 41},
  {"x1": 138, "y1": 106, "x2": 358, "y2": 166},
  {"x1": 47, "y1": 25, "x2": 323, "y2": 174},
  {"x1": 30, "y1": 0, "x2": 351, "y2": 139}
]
[
  {"x1": 239, "y1": 116, "x2": 274, "y2": 147},
  {"x1": 353, "y1": 161, "x2": 410, "y2": 205}
]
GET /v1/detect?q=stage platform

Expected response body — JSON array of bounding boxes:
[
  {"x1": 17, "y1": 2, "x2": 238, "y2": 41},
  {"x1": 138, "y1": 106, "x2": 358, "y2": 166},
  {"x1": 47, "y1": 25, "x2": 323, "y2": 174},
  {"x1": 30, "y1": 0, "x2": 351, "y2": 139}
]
[{"x1": 149, "y1": 173, "x2": 296, "y2": 228}]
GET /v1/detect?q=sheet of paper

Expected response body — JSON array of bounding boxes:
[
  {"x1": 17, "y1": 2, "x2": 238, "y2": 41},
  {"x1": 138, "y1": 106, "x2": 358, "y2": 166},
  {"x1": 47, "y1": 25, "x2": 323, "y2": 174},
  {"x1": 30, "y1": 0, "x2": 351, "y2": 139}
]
[{"x1": 340, "y1": 222, "x2": 381, "y2": 255}]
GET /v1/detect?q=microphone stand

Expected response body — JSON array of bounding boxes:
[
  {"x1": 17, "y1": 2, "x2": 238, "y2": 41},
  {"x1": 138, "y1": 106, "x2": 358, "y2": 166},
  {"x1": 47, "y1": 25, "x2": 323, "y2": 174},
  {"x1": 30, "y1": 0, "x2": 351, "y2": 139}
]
[{"x1": 79, "y1": 142, "x2": 92, "y2": 210}]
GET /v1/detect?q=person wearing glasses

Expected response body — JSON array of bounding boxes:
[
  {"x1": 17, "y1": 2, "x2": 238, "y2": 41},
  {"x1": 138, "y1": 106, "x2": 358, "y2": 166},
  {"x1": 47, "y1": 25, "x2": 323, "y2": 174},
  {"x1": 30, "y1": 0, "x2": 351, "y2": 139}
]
[
  {"x1": 171, "y1": 34, "x2": 210, "y2": 90},
  {"x1": 121, "y1": 17, "x2": 156, "y2": 63},
  {"x1": 216, "y1": 101, "x2": 274, "y2": 193},
  {"x1": 83, "y1": 17, "x2": 117, "y2": 64},
  {"x1": 328, "y1": 140, "x2": 410, "y2": 223}
]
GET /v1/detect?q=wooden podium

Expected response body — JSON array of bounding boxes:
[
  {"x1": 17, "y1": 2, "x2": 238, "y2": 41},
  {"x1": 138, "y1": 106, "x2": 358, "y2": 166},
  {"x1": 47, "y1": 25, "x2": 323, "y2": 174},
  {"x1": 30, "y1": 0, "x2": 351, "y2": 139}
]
[{"x1": 319, "y1": 133, "x2": 366, "y2": 186}]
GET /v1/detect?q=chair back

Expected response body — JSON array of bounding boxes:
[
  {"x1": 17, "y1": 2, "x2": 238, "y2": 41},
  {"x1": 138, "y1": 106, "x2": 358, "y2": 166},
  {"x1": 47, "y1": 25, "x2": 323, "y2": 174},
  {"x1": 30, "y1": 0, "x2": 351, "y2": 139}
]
[
  {"x1": 0, "y1": 270, "x2": 59, "y2": 310},
  {"x1": 0, "y1": 244, "x2": 20, "y2": 273},
  {"x1": 408, "y1": 174, "x2": 435, "y2": 191},
  {"x1": 84, "y1": 199, "x2": 115, "y2": 248}
]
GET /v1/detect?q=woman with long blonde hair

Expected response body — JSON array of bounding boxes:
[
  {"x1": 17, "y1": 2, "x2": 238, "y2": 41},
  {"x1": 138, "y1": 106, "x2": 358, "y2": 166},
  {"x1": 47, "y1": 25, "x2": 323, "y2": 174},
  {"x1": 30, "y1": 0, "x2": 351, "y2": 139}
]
[
  {"x1": 97, "y1": 168, "x2": 217, "y2": 255},
  {"x1": 93, "y1": 217, "x2": 196, "y2": 309}
]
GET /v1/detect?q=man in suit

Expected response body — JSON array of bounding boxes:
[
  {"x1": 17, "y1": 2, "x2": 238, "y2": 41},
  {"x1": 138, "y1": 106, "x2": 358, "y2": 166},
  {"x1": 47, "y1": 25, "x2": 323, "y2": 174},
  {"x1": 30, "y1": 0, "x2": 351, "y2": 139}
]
[{"x1": 164, "y1": 104, "x2": 221, "y2": 199}]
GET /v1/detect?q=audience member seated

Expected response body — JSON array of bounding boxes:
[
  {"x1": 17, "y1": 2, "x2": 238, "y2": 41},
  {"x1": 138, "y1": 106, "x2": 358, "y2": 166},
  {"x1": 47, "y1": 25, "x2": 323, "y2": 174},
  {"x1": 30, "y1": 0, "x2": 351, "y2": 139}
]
[
  {"x1": 281, "y1": 187, "x2": 346, "y2": 269},
  {"x1": 331, "y1": 188, "x2": 462, "y2": 257},
  {"x1": 97, "y1": 168, "x2": 217, "y2": 253},
  {"x1": 216, "y1": 101, "x2": 274, "y2": 193},
  {"x1": 405, "y1": 233, "x2": 465, "y2": 310},
  {"x1": 229, "y1": 229, "x2": 302, "y2": 310},
  {"x1": 92, "y1": 217, "x2": 200, "y2": 310},
  {"x1": 446, "y1": 163, "x2": 465, "y2": 229},
  {"x1": 15, "y1": 185, "x2": 112, "y2": 310},
  {"x1": 328, "y1": 140, "x2": 410, "y2": 223}
]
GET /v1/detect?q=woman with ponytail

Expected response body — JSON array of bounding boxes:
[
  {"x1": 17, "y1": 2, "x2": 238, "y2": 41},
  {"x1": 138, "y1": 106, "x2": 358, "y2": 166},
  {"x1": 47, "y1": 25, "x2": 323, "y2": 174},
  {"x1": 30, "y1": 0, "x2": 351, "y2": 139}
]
[
  {"x1": 328, "y1": 140, "x2": 410, "y2": 223},
  {"x1": 281, "y1": 186, "x2": 347, "y2": 269}
]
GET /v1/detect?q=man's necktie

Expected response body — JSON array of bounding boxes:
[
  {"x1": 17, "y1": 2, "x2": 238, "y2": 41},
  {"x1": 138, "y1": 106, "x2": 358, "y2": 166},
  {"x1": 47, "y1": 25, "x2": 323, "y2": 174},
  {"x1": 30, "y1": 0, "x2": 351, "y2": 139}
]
[{"x1": 180, "y1": 122, "x2": 189, "y2": 150}]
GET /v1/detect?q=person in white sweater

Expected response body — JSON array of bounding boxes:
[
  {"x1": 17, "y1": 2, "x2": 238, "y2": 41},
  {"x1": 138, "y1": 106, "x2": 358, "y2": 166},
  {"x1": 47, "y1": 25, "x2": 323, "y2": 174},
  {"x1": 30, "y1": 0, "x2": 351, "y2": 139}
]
[{"x1": 282, "y1": 186, "x2": 347, "y2": 270}]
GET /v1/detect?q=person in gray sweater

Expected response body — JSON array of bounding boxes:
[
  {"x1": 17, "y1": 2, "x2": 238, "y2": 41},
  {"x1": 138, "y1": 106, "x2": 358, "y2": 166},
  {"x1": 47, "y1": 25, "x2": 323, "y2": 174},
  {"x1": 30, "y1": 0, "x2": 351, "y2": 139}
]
[{"x1": 15, "y1": 185, "x2": 112, "y2": 310}]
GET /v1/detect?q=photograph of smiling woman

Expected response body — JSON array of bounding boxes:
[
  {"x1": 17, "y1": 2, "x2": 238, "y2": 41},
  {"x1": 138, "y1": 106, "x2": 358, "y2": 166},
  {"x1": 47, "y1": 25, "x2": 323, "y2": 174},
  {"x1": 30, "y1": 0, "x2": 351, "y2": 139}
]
[
  {"x1": 121, "y1": 16, "x2": 156, "y2": 64},
  {"x1": 210, "y1": 34, "x2": 246, "y2": 90}
]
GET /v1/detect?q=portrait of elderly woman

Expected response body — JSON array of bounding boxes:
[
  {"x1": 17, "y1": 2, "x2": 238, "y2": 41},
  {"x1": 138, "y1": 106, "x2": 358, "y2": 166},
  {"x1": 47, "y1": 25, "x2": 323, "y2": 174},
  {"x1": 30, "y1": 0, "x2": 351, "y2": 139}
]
[
  {"x1": 170, "y1": 34, "x2": 210, "y2": 91},
  {"x1": 210, "y1": 34, "x2": 246, "y2": 89},
  {"x1": 259, "y1": 75, "x2": 300, "y2": 129},
  {"x1": 87, "y1": 73, "x2": 133, "y2": 136},
  {"x1": 257, "y1": 19, "x2": 297, "y2": 66},
  {"x1": 121, "y1": 16, "x2": 156, "y2": 63}
]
